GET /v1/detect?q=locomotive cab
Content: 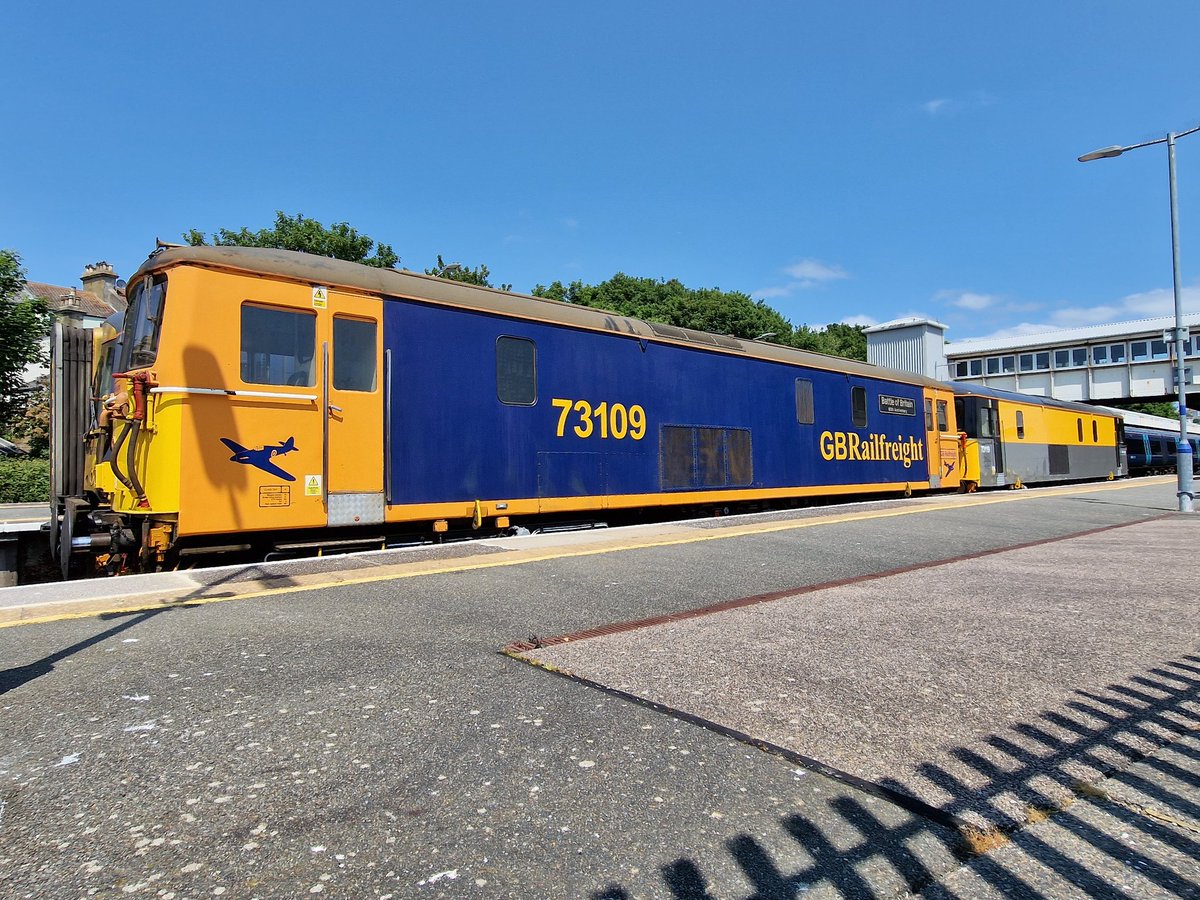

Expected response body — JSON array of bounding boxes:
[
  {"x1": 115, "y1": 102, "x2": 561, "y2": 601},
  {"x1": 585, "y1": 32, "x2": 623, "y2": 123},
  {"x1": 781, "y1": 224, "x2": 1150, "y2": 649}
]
[{"x1": 954, "y1": 394, "x2": 1005, "y2": 490}]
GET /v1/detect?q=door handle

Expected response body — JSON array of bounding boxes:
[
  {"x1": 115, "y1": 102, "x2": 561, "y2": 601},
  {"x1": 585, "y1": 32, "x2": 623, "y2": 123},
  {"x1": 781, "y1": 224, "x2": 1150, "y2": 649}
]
[{"x1": 328, "y1": 404, "x2": 343, "y2": 414}]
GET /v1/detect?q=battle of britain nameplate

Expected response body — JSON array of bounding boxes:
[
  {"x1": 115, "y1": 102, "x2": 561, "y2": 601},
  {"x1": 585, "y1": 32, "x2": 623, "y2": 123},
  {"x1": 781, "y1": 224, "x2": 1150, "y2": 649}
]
[{"x1": 878, "y1": 394, "x2": 917, "y2": 416}]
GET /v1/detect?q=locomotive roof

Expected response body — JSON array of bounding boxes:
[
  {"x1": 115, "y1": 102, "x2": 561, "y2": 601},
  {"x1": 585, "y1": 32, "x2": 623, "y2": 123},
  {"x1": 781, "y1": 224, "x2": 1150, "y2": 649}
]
[
  {"x1": 133, "y1": 245, "x2": 942, "y2": 388},
  {"x1": 951, "y1": 382, "x2": 1118, "y2": 417}
]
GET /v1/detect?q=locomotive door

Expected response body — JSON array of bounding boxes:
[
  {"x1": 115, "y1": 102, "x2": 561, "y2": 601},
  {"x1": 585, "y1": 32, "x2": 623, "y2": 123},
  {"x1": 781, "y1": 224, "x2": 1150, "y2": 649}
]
[
  {"x1": 923, "y1": 389, "x2": 962, "y2": 490},
  {"x1": 322, "y1": 291, "x2": 385, "y2": 526}
]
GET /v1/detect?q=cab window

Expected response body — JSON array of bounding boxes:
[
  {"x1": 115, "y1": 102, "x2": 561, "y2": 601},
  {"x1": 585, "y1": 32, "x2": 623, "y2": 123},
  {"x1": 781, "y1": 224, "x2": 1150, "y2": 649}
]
[
  {"x1": 936, "y1": 400, "x2": 948, "y2": 432},
  {"x1": 979, "y1": 407, "x2": 996, "y2": 438},
  {"x1": 333, "y1": 317, "x2": 378, "y2": 391},
  {"x1": 241, "y1": 304, "x2": 316, "y2": 386},
  {"x1": 1016, "y1": 411, "x2": 1025, "y2": 439},
  {"x1": 122, "y1": 274, "x2": 168, "y2": 369}
]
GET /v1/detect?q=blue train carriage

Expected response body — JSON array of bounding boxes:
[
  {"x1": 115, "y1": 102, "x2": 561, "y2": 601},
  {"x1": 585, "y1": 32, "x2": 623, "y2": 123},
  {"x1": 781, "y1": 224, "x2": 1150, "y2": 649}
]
[
  {"x1": 1112, "y1": 407, "x2": 1200, "y2": 475},
  {"x1": 63, "y1": 245, "x2": 964, "y2": 571},
  {"x1": 387, "y1": 276, "x2": 965, "y2": 523},
  {"x1": 952, "y1": 385, "x2": 1125, "y2": 490}
]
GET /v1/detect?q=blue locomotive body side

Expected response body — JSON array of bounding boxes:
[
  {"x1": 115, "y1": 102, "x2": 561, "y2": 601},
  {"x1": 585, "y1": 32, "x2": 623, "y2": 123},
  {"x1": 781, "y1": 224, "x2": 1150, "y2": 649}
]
[{"x1": 383, "y1": 297, "x2": 930, "y2": 505}]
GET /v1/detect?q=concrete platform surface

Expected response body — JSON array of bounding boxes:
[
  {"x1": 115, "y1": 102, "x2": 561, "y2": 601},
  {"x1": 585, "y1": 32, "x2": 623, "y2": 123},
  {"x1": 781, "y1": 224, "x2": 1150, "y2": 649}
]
[
  {"x1": 521, "y1": 516, "x2": 1199, "y2": 833},
  {"x1": 1, "y1": 478, "x2": 1196, "y2": 898},
  {"x1": 921, "y1": 731, "x2": 1200, "y2": 899}
]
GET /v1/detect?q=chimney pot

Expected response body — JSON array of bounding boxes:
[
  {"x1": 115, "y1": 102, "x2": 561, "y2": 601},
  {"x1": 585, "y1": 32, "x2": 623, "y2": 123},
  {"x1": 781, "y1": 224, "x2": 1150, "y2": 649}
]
[{"x1": 80, "y1": 261, "x2": 123, "y2": 312}]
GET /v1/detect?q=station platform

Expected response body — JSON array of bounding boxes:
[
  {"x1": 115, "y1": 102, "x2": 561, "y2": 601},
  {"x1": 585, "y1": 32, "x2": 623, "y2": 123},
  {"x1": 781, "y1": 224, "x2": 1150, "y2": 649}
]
[{"x1": 1, "y1": 478, "x2": 1196, "y2": 897}]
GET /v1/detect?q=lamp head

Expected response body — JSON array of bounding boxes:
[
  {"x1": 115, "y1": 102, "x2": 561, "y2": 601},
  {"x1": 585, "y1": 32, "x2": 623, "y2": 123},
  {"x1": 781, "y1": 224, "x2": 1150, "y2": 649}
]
[{"x1": 1078, "y1": 145, "x2": 1126, "y2": 162}]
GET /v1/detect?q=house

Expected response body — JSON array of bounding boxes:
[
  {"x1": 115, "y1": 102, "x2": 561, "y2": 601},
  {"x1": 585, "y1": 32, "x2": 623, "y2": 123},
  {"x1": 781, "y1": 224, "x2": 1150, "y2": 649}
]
[{"x1": 23, "y1": 262, "x2": 125, "y2": 381}]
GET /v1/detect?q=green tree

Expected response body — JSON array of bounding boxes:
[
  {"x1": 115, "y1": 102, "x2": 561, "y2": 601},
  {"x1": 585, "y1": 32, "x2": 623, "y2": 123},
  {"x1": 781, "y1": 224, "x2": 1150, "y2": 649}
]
[
  {"x1": 185, "y1": 211, "x2": 400, "y2": 268},
  {"x1": 8, "y1": 374, "x2": 49, "y2": 457},
  {"x1": 532, "y1": 273, "x2": 867, "y2": 360},
  {"x1": 0, "y1": 250, "x2": 51, "y2": 438},
  {"x1": 1121, "y1": 401, "x2": 1178, "y2": 419},
  {"x1": 425, "y1": 254, "x2": 512, "y2": 291},
  {"x1": 533, "y1": 274, "x2": 793, "y2": 342},
  {"x1": 811, "y1": 322, "x2": 867, "y2": 360}
]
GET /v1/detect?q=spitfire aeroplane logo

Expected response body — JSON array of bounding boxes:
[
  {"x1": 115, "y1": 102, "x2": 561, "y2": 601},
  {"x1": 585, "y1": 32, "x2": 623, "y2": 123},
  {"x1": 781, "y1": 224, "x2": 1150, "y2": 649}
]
[{"x1": 220, "y1": 437, "x2": 298, "y2": 482}]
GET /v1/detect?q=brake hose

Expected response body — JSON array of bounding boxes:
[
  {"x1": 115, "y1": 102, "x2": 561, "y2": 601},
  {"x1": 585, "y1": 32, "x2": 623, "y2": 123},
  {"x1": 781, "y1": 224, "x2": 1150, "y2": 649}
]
[
  {"x1": 108, "y1": 420, "x2": 135, "y2": 491},
  {"x1": 125, "y1": 419, "x2": 149, "y2": 508}
]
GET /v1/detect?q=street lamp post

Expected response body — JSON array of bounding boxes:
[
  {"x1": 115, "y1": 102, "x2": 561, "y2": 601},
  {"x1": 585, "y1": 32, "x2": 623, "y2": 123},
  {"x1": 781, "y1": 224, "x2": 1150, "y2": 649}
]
[{"x1": 1079, "y1": 123, "x2": 1200, "y2": 513}]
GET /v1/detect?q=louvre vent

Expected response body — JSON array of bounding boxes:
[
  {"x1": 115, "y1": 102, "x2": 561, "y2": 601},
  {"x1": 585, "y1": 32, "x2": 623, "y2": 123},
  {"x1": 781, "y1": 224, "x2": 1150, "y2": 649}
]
[
  {"x1": 681, "y1": 328, "x2": 717, "y2": 345},
  {"x1": 650, "y1": 322, "x2": 687, "y2": 340},
  {"x1": 649, "y1": 321, "x2": 744, "y2": 352}
]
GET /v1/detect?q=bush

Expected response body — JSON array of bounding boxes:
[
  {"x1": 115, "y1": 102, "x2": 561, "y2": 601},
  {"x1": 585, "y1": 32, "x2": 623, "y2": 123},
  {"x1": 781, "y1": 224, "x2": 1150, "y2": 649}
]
[{"x1": 0, "y1": 458, "x2": 50, "y2": 503}]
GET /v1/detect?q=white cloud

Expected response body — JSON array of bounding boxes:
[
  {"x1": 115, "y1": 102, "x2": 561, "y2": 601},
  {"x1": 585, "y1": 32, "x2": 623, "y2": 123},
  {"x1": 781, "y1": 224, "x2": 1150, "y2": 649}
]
[
  {"x1": 951, "y1": 292, "x2": 996, "y2": 311},
  {"x1": 838, "y1": 314, "x2": 879, "y2": 327},
  {"x1": 959, "y1": 281, "x2": 1200, "y2": 341},
  {"x1": 1047, "y1": 305, "x2": 1124, "y2": 327},
  {"x1": 753, "y1": 285, "x2": 793, "y2": 299},
  {"x1": 1120, "y1": 286, "x2": 1181, "y2": 317},
  {"x1": 821, "y1": 310, "x2": 928, "y2": 330},
  {"x1": 965, "y1": 321, "x2": 1064, "y2": 342},
  {"x1": 784, "y1": 259, "x2": 848, "y2": 283},
  {"x1": 756, "y1": 258, "x2": 850, "y2": 299},
  {"x1": 920, "y1": 92, "x2": 993, "y2": 118}
]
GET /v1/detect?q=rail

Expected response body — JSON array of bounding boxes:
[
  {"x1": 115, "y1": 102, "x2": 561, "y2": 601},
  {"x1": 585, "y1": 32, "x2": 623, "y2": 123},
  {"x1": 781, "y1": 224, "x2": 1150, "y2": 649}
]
[{"x1": 149, "y1": 387, "x2": 318, "y2": 401}]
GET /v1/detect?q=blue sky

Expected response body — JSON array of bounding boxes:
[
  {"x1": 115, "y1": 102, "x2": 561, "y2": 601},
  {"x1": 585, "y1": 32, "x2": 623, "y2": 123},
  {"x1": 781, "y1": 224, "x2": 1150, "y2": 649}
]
[{"x1": 3, "y1": 1, "x2": 1198, "y2": 341}]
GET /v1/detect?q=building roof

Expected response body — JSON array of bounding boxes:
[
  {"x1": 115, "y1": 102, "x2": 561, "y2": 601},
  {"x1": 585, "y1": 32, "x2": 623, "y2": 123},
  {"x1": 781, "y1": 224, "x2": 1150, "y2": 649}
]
[
  {"x1": 24, "y1": 281, "x2": 119, "y2": 319},
  {"x1": 862, "y1": 316, "x2": 948, "y2": 334},
  {"x1": 952, "y1": 382, "x2": 1119, "y2": 415},
  {"x1": 945, "y1": 313, "x2": 1200, "y2": 357}
]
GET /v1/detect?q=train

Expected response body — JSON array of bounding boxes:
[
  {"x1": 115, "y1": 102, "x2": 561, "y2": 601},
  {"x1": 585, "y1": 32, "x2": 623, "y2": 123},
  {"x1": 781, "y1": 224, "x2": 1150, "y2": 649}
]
[
  {"x1": 48, "y1": 244, "x2": 1126, "y2": 578},
  {"x1": 1106, "y1": 407, "x2": 1200, "y2": 476},
  {"x1": 953, "y1": 386, "x2": 1124, "y2": 490}
]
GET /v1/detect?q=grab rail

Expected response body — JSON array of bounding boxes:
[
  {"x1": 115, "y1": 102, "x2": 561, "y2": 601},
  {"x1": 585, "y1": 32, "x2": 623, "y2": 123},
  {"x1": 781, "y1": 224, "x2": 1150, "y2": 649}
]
[{"x1": 149, "y1": 386, "x2": 317, "y2": 401}]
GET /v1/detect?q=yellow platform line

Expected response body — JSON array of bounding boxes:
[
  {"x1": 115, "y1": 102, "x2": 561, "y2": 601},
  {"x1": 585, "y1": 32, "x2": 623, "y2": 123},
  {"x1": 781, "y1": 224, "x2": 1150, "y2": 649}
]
[{"x1": 1, "y1": 476, "x2": 1174, "y2": 629}]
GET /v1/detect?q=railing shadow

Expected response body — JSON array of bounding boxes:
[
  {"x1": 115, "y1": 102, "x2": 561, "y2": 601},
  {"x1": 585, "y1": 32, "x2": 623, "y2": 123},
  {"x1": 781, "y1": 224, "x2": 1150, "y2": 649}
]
[{"x1": 589, "y1": 654, "x2": 1200, "y2": 899}]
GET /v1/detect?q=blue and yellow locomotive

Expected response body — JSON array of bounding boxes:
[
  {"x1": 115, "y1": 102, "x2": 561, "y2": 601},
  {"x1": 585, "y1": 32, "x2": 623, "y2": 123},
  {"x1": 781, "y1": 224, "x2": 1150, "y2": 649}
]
[{"x1": 49, "y1": 245, "x2": 1122, "y2": 576}]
